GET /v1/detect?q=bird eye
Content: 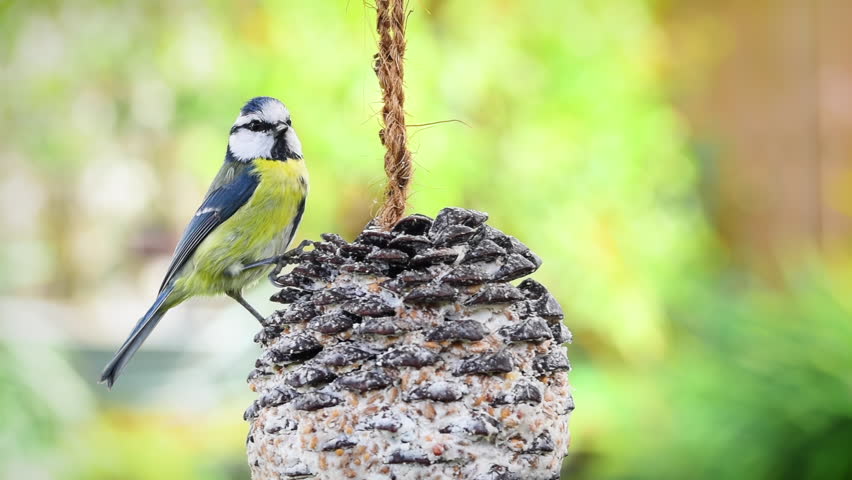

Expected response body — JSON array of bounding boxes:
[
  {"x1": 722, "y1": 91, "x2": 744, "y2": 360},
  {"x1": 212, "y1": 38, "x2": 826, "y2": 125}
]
[
  {"x1": 245, "y1": 120, "x2": 269, "y2": 132},
  {"x1": 285, "y1": 118, "x2": 292, "y2": 126}
]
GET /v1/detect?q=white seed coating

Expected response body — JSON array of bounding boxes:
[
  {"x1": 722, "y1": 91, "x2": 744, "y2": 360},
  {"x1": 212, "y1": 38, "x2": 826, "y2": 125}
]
[{"x1": 247, "y1": 210, "x2": 573, "y2": 480}]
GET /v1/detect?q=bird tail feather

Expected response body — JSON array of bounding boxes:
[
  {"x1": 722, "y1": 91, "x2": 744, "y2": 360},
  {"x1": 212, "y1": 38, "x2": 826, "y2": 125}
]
[{"x1": 99, "y1": 285, "x2": 175, "y2": 389}]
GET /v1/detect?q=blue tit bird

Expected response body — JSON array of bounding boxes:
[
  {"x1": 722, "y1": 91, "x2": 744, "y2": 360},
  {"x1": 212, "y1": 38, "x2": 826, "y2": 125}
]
[{"x1": 100, "y1": 96, "x2": 308, "y2": 388}]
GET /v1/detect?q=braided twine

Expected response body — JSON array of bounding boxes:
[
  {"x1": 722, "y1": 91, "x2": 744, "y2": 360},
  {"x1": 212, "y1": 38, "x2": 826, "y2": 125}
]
[{"x1": 375, "y1": 0, "x2": 412, "y2": 230}]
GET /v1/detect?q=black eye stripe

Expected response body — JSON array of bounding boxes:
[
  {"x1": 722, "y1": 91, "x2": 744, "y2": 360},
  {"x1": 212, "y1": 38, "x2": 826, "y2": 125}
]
[
  {"x1": 248, "y1": 120, "x2": 270, "y2": 131},
  {"x1": 230, "y1": 118, "x2": 288, "y2": 134},
  {"x1": 229, "y1": 120, "x2": 272, "y2": 133}
]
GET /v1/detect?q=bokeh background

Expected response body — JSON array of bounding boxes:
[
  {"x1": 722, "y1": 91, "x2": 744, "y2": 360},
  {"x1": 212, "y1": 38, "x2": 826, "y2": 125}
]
[{"x1": 1, "y1": 1, "x2": 851, "y2": 479}]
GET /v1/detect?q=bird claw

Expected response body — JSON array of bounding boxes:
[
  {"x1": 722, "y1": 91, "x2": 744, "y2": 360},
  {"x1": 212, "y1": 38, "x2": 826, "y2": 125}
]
[{"x1": 267, "y1": 239, "x2": 315, "y2": 286}]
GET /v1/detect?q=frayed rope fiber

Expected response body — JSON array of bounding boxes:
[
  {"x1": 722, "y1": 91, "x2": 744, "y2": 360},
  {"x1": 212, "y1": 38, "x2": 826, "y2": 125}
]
[{"x1": 375, "y1": 0, "x2": 412, "y2": 231}]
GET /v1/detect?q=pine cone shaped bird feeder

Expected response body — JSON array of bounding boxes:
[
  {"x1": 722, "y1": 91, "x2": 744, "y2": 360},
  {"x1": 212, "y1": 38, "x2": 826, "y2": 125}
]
[{"x1": 245, "y1": 208, "x2": 573, "y2": 480}]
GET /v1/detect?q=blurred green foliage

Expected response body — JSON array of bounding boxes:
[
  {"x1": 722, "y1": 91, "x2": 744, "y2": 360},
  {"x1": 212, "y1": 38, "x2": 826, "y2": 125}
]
[{"x1": 0, "y1": 1, "x2": 850, "y2": 479}]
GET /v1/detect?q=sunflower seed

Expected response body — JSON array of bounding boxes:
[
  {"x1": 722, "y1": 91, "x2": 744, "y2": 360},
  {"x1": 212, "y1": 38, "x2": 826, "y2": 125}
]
[
  {"x1": 307, "y1": 311, "x2": 359, "y2": 334},
  {"x1": 312, "y1": 285, "x2": 364, "y2": 306},
  {"x1": 291, "y1": 392, "x2": 342, "y2": 411},
  {"x1": 317, "y1": 343, "x2": 381, "y2": 367},
  {"x1": 527, "y1": 432, "x2": 556, "y2": 453},
  {"x1": 444, "y1": 264, "x2": 492, "y2": 285},
  {"x1": 406, "y1": 381, "x2": 466, "y2": 402},
  {"x1": 493, "y1": 254, "x2": 537, "y2": 282},
  {"x1": 353, "y1": 316, "x2": 415, "y2": 336},
  {"x1": 259, "y1": 385, "x2": 300, "y2": 408},
  {"x1": 391, "y1": 214, "x2": 433, "y2": 236},
  {"x1": 404, "y1": 283, "x2": 457, "y2": 304},
  {"x1": 492, "y1": 380, "x2": 542, "y2": 406},
  {"x1": 465, "y1": 284, "x2": 525, "y2": 305},
  {"x1": 438, "y1": 414, "x2": 499, "y2": 437},
  {"x1": 425, "y1": 320, "x2": 487, "y2": 342},
  {"x1": 320, "y1": 436, "x2": 357, "y2": 451},
  {"x1": 386, "y1": 449, "x2": 431, "y2": 465},
  {"x1": 335, "y1": 369, "x2": 393, "y2": 392},
  {"x1": 268, "y1": 334, "x2": 323, "y2": 365},
  {"x1": 378, "y1": 345, "x2": 440, "y2": 368},
  {"x1": 498, "y1": 318, "x2": 553, "y2": 343},
  {"x1": 517, "y1": 278, "x2": 547, "y2": 299},
  {"x1": 474, "y1": 465, "x2": 522, "y2": 480},
  {"x1": 320, "y1": 233, "x2": 347, "y2": 246},
  {"x1": 454, "y1": 351, "x2": 514, "y2": 376},
  {"x1": 285, "y1": 366, "x2": 338, "y2": 388},
  {"x1": 340, "y1": 262, "x2": 387, "y2": 275},
  {"x1": 366, "y1": 248, "x2": 409, "y2": 264},
  {"x1": 532, "y1": 350, "x2": 571, "y2": 374},
  {"x1": 381, "y1": 271, "x2": 437, "y2": 292},
  {"x1": 270, "y1": 287, "x2": 308, "y2": 304},
  {"x1": 342, "y1": 295, "x2": 395, "y2": 317},
  {"x1": 461, "y1": 239, "x2": 506, "y2": 264},
  {"x1": 430, "y1": 208, "x2": 488, "y2": 238},
  {"x1": 434, "y1": 224, "x2": 478, "y2": 246},
  {"x1": 532, "y1": 294, "x2": 564, "y2": 320},
  {"x1": 550, "y1": 323, "x2": 573, "y2": 344},
  {"x1": 388, "y1": 234, "x2": 432, "y2": 253},
  {"x1": 409, "y1": 248, "x2": 459, "y2": 267},
  {"x1": 355, "y1": 230, "x2": 394, "y2": 247},
  {"x1": 272, "y1": 301, "x2": 318, "y2": 325}
]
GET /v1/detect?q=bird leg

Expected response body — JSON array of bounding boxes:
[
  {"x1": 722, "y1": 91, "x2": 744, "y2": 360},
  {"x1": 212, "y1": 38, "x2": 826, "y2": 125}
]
[
  {"x1": 239, "y1": 256, "x2": 279, "y2": 271},
  {"x1": 240, "y1": 239, "x2": 314, "y2": 272},
  {"x1": 226, "y1": 290, "x2": 266, "y2": 324},
  {"x1": 227, "y1": 241, "x2": 315, "y2": 319}
]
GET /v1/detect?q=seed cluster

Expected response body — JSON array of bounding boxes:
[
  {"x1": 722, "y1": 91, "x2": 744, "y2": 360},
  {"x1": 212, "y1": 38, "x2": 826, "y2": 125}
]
[{"x1": 246, "y1": 208, "x2": 573, "y2": 480}]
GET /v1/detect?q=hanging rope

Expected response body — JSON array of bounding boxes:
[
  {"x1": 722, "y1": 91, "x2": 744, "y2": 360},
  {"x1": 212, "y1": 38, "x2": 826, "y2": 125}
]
[{"x1": 375, "y1": 0, "x2": 412, "y2": 230}]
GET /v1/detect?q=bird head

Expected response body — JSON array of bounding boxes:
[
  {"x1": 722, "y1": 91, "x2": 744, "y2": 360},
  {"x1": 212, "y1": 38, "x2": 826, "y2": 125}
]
[{"x1": 228, "y1": 97, "x2": 303, "y2": 162}]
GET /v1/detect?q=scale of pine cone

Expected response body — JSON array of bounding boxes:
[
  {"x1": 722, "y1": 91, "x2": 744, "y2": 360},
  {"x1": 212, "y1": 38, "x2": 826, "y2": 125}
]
[{"x1": 245, "y1": 208, "x2": 573, "y2": 480}]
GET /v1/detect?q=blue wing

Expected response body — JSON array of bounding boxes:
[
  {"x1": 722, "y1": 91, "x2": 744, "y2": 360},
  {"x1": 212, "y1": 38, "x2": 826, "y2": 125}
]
[{"x1": 158, "y1": 164, "x2": 259, "y2": 292}]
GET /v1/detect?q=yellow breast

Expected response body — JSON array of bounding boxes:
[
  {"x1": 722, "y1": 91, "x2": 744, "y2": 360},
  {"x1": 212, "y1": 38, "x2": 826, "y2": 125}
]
[
  {"x1": 252, "y1": 158, "x2": 309, "y2": 197},
  {"x1": 179, "y1": 158, "x2": 308, "y2": 295},
  {"x1": 235, "y1": 157, "x2": 308, "y2": 254}
]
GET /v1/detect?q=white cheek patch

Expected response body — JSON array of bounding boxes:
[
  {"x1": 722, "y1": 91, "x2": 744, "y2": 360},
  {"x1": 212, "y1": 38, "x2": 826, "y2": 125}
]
[{"x1": 229, "y1": 129, "x2": 274, "y2": 160}]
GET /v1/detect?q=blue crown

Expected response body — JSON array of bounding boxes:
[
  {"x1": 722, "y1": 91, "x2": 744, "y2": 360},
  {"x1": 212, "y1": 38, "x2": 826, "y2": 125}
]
[{"x1": 241, "y1": 97, "x2": 282, "y2": 115}]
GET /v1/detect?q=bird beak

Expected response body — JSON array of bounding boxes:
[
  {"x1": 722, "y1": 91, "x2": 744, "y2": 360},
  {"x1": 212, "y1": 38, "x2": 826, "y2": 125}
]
[{"x1": 276, "y1": 123, "x2": 289, "y2": 133}]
